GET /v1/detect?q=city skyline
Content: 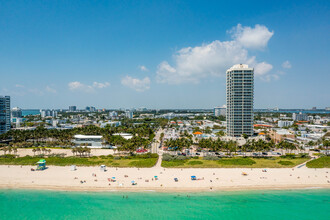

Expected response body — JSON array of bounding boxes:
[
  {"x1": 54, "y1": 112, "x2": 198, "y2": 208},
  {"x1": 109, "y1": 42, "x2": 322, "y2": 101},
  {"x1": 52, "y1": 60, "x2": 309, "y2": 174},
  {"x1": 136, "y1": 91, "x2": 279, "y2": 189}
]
[{"x1": 1, "y1": 1, "x2": 329, "y2": 109}]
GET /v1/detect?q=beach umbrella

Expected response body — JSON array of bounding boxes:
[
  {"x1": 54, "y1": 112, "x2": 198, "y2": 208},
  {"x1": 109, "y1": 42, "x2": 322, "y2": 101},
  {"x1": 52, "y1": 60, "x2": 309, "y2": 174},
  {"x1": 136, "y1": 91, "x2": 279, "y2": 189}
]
[
  {"x1": 154, "y1": 176, "x2": 158, "y2": 178},
  {"x1": 131, "y1": 181, "x2": 135, "y2": 183},
  {"x1": 112, "y1": 177, "x2": 116, "y2": 179}
]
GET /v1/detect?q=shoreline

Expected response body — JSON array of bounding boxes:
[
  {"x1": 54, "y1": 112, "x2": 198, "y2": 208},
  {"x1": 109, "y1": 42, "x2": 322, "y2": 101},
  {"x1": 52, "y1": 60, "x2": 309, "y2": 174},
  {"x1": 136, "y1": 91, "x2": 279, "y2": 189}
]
[{"x1": 0, "y1": 184, "x2": 329, "y2": 193}]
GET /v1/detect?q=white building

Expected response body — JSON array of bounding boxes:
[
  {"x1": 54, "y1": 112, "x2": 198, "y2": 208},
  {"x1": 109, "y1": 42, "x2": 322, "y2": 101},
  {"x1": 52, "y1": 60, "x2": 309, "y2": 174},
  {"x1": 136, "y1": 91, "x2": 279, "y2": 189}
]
[
  {"x1": 292, "y1": 112, "x2": 308, "y2": 121},
  {"x1": 100, "y1": 121, "x2": 121, "y2": 128},
  {"x1": 125, "y1": 111, "x2": 133, "y2": 119},
  {"x1": 214, "y1": 106, "x2": 226, "y2": 117},
  {"x1": 109, "y1": 111, "x2": 118, "y2": 118},
  {"x1": 226, "y1": 64, "x2": 254, "y2": 137},
  {"x1": 11, "y1": 107, "x2": 22, "y2": 118},
  {"x1": 40, "y1": 109, "x2": 57, "y2": 118},
  {"x1": 73, "y1": 134, "x2": 113, "y2": 148},
  {"x1": 52, "y1": 120, "x2": 58, "y2": 127},
  {"x1": 113, "y1": 133, "x2": 133, "y2": 140},
  {"x1": 278, "y1": 120, "x2": 294, "y2": 128}
]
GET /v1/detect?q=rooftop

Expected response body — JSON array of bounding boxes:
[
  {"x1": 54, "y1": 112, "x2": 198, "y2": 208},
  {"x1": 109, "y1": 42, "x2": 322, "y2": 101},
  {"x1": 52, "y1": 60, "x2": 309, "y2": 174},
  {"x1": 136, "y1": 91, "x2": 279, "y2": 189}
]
[{"x1": 227, "y1": 64, "x2": 253, "y2": 72}]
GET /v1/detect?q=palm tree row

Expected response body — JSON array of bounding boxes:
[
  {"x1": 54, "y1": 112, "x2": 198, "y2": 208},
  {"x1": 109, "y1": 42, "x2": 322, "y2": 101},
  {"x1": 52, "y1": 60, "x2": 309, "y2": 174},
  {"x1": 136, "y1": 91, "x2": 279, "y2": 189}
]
[
  {"x1": 164, "y1": 137, "x2": 300, "y2": 156},
  {"x1": 71, "y1": 146, "x2": 91, "y2": 157},
  {"x1": 164, "y1": 138, "x2": 193, "y2": 151},
  {"x1": 0, "y1": 123, "x2": 156, "y2": 148}
]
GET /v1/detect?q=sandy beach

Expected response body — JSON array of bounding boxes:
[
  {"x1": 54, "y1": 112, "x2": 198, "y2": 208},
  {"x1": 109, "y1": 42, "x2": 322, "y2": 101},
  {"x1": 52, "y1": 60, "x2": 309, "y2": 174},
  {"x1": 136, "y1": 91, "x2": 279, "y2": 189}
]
[{"x1": 0, "y1": 165, "x2": 329, "y2": 192}]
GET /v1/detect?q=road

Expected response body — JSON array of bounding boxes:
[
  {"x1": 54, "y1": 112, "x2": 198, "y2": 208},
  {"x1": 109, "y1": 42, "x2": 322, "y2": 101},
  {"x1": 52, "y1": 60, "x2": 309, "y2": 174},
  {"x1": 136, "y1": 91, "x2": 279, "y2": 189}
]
[{"x1": 151, "y1": 128, "x2": 163, "y2": 154}]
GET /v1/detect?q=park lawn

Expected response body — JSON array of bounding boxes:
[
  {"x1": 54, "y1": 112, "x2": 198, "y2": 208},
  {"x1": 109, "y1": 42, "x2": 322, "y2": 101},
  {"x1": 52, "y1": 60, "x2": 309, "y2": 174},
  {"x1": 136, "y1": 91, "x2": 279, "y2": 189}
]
[
  {"x1": 306, "y1": 156, "x2": 330, "y2": 168},
  {"x1": 161, "y1": 157, "x2": 310, "y2": 168},
  {"x1": 0, "y1": 155, "x2": 158, "y2": 168}
]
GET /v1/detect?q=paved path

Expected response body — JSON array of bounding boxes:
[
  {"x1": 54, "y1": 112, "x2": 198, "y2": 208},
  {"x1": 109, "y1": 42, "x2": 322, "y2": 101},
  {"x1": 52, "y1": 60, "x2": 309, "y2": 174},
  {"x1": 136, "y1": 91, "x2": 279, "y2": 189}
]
[
  {"x1": 154, "y1": 153, "x2": 163, "y2": 168},
  {"x1": 294, "y1": 157, "x2": 317, "y2": 169}
]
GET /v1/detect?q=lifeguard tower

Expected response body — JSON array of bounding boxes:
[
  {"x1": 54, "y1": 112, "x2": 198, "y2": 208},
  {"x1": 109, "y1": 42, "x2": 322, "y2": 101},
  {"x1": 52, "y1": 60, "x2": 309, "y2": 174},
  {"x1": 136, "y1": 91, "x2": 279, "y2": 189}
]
[{"x1": 36, "y1": 159, "x2": 46, "y2": 170}]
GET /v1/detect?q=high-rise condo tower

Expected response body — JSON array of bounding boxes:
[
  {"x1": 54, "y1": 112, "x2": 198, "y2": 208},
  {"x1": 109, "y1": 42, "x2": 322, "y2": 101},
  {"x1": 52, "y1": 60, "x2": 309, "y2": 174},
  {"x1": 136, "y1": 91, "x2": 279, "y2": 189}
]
[
  {"x1": 226, "y1": 64, "x2": 254, "y2": 137},
  {"x1": 0, "y1": 96, "x2": 11, "y2": 134}
]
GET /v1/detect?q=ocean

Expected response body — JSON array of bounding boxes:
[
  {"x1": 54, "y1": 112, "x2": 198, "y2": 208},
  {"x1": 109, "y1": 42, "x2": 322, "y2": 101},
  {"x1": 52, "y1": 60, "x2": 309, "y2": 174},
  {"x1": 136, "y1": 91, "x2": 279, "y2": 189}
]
[
  {"x1": 22, "y1": 109, "x2": 40, "y2": 116},
  {"x1": 0, "y1": 189, "x2": 329, "y2": 219}
]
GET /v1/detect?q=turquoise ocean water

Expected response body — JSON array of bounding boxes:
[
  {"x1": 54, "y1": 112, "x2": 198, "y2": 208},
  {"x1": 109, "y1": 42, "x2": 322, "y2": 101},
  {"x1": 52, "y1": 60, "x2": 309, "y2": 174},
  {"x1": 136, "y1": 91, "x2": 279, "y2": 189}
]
[
  {"x1": 0, "y1": 189, "x2": 329, "y2": 220},
  {"x1": 22, "y1": 109, "x2": 40, "y2": 116}
]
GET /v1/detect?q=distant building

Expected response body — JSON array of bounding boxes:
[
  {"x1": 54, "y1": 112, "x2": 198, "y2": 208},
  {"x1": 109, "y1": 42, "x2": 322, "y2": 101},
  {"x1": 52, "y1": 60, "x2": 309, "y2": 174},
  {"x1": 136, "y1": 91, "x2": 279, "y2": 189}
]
[
  {"x1": 278, "y1": 120, "x2": 294, "y2": 128},
  {"x1": 52, "y1": 120, "x2": 58, "y2": 127},
  {"x1": 292, "y1": 112, "x2": 308, "y2": 121},
  {"x1": 69, "y1": 106, "x2": 77, "y2": 112},
  {"x1": 109, "y1": 111, "x2": 118, "y2": 119},
  {"x1": 113, "y1": 133, "x2": 133, "y2": 140},
  {"x1": 86, "y1": 106, "x2": 96, "y2": 112},
  {"x1": 214, "y1": 106, "x2": 226, "y2": 117},
  {"x1": 125, "y1": 111, "x2": 133, "y2": 119},
  {"x1": 226, "y1": 64, "x2": 254, "y2": 137},
  {"x1": 100, "y1": 121, "x2": 121, "y2": 128},
  {"x1": 312, "y1": 107, "x2": 317, "y2": 110},
  {"x1": 269, "y1": 129, "x2": 295, "y2": 143},
  {"x1": 0, "y1": 96, "x2": 11, "y2": 134},
  {"x1": 325, "y1": 107, "x2": 330, "y2": 111},
  {"x1": 73, "y1": 134, "x2": 104, "y2": 148},
  {"x1": 40, "y1": 109, "x2": 57, "y2": 118},
  {"x1": 137, "y1": 107, "x2": 147, "y2": 112},
  {"x1": 11, "y1": 107, "x2": 22, "y2": 118}
]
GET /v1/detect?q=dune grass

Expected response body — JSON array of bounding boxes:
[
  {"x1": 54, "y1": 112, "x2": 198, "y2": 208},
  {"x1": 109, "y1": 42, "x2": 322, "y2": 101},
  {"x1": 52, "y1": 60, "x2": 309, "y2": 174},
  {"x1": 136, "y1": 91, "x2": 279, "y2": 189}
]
[
  {"x1": 0, "y1": 154, "x2": 158, "y2": 168},
  {"x1": 306, "y1": 156, "x2": 330, "y2": 168},
  {"x1": 161, "y1": 157, "x2": 309, "y2": 168}
]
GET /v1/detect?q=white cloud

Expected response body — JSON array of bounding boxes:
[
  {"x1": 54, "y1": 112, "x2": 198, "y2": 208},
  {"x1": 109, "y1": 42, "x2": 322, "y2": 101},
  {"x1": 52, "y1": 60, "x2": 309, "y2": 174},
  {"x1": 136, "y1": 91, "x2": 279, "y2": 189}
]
[
  {"x1": 254, "y1": 62, "x2": 273, "y2": 76},
  {"x1": 156, "y1": 24, "x2": 276, "y2": 84},
  {"x1": 45, "y1": 86, "x2": 57, "y2": 93},
  {"x1": 68, "y1": 81, "x2": 110, "y2": 92},
  {"x1": 92, "y1": 82, "x2": 110, "y2": 89},
  {"x1": 68, "y1": 81, "x2": 85, "y2": 90},
  {"x1": 282, "y1": 60, "x2": 292, "y2": 69},
  {"x1": 15, "y1": 84, "x2": 24, "y2": 88},
  {"x1": 138, "y1": 65, "x2": 148, "y2": 72},
  {"x1": 229, "y1": 24, "x2": 274, "y2": 50},
  {"x1": 121, "y1": 76, "x2": 150, "y2": 92}
]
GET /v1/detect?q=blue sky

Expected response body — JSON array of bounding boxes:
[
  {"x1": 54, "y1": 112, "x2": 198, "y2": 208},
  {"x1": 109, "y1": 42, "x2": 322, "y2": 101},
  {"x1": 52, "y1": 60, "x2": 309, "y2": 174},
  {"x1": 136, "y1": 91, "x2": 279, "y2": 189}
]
[{"x1": 0, "y1": 0, "x2": 329, "y2": 109}]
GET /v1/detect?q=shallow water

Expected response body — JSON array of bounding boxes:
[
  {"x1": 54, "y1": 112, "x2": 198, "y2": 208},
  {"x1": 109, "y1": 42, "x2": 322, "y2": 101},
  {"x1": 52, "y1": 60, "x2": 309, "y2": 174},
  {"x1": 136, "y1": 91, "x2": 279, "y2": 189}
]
[{"x1": 0, "y1": 189, "x2": 329, "y2": 219}]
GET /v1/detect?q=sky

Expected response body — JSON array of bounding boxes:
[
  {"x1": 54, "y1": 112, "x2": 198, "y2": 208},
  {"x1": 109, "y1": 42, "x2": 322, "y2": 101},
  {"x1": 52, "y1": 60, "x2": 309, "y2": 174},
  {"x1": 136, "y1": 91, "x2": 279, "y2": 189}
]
[{"x1": 0, "y1": 0, "x2": 329, "y2": 109}]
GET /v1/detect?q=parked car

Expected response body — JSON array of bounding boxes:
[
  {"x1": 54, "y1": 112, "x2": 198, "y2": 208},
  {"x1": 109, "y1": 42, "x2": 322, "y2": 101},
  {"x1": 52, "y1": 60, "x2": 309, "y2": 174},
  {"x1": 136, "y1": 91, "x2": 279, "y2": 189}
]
[
  {"x1": 262, "y1": 152, "x2": 268, "y2": 156},
  {"x1": 195, "y1": 153, "x2": 200, "y2": 155},
  {"x1": 272, "y1": 152, "x2": 281, "y2": 155}
]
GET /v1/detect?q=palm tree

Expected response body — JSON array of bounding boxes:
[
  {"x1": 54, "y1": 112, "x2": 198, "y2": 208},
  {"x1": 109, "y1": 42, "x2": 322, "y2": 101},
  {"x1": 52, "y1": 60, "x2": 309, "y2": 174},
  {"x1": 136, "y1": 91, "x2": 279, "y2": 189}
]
[
  {"x1": 3, "y1": 147, "x2": 8, "y2": 155},
  {"x1": 32, "y1": 148, "x2": 36, "y2": 156},
  {"x1": 13, "y1": 147, "x2": 18, "y2": 156}
]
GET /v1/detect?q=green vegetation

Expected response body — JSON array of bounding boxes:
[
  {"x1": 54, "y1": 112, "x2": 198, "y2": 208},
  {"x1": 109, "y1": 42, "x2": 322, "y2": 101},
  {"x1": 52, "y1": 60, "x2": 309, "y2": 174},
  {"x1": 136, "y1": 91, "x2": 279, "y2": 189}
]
[
  {"x1": 0, "y1": 153, "x2": 158, "y2": 168},
  {"x1": 187, "y1": 160, "x2": 203, "y2": 165},
  {"x1": 0, "y1": 120, "x2": 163, "y2": 154},
  {"x1": 306, "y1": 156, "x2": 330, "y2": 168},
  {"x1": 218, "y1": 158, "x2": 256, "y2": 166},
  {"x1": 161, "y1": 156, "x2": 309, "y2": 168},
  {"x1": 278, "y1": 160, "x2": 294, "y2": 166},
  {"x1": 162, "y1": 160, "x2": 186, "y2": 167}
]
